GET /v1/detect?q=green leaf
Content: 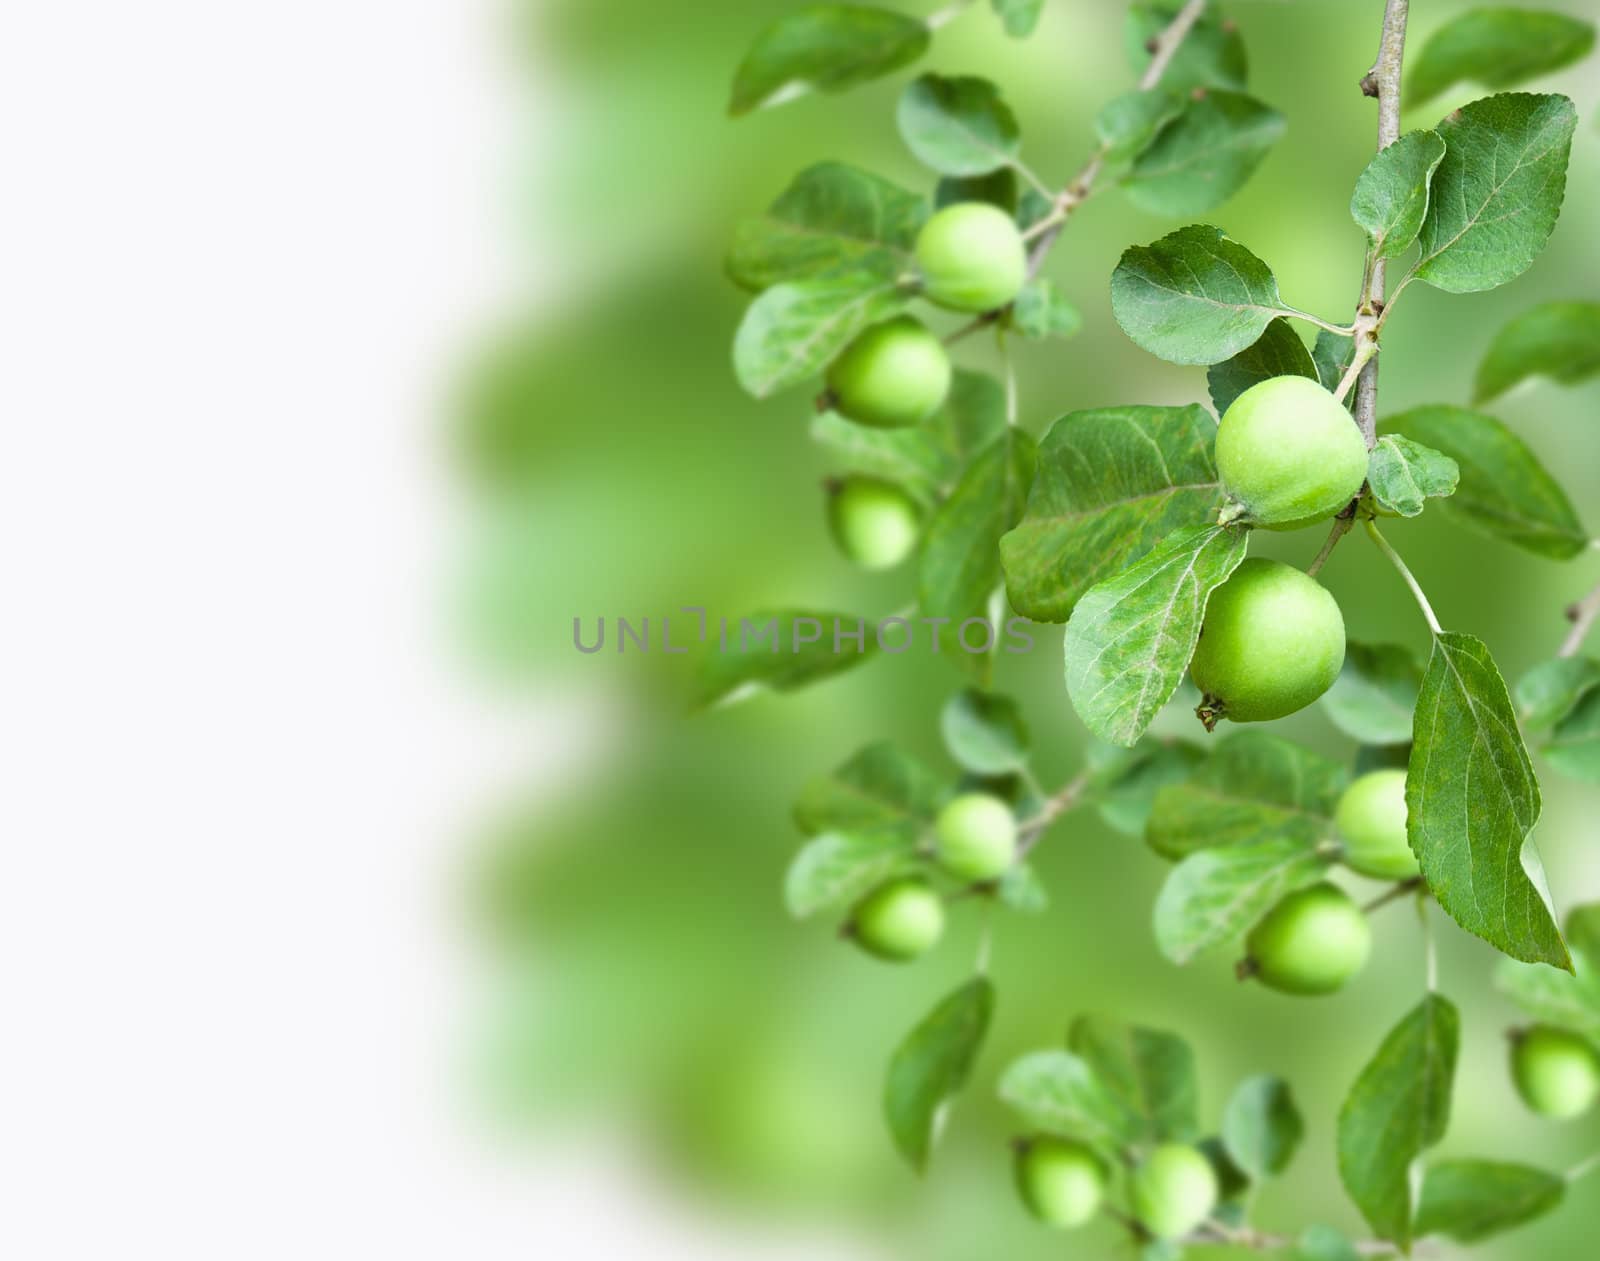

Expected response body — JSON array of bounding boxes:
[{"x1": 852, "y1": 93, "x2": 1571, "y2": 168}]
[
  {"x1": 997, "y1": 862, "x2": 1049, "y2": 912},
  {"x1": 1221, "y1": 1075, "x2": 1304, "y2": 1180},
  {"x1": 1365, "y1": 435, "x2": 1459, "y2": 518},
  {"x1": 935, "y1": 167, "x2": 1018, "y2": 213},
  {"x1": 1153, "y1": 839, "x2": 1333, "y2": 964},
  {"x1": 1295, "y1": 1225, "x2": 1360, "y2": 1261},
  {"x1": 784, "y1": 829, "x2": 919, "y2": 918},
  {"x1": 1382, "y1": 406, "x2": 1587, "y2": 560},
  {"x1": 1206, "y1": 319, "x2": 1317, "y2": 415},
  {"x1": 1064, "y1": 523, "x2": 1250, "y2": 747},
  {"x1": 897, "y1": 74, "x2": 1020, "y2": 176},
  {"x1": 1349, "y1": 130, "x2": 1447, "y2": 260},
  {"x1": 1475, "y1": 301, "x2": 1600, "y2": 402},
  {"x1": 1409, "y1": 632, "x2": 1570, "y2": 970},
  {"x1": 941, "y1": 688, "x2": 1030, "y2": 774},
  {"x1": 1321, "y1": 642, "x2": 1423, "y2": 747},
  {"x1": 1413, "y1": 93, "x2": 1577, "y2": 293},
  {"x1": 1336, "y1": 995, "x2": 1460, "y2": 1249},
  {"x1": 692, "y1": 609, "x2": 877, "y2": 708},
  {"x1": 1111, "y1": 225, "x2": 1292, "y2": 366},
  {"x1": 734, "y1": 267, "x2": 911, "y2": 398},
  {"x1": 1067, "y1": 1015, "x2": 1199, "y2": 1143},
  {"x1": 1414, "y1": 1159, "x2": 1565, "y2": 1243},
  {"x1": 918, "y1": 428, "x2": 1037, "y2": 642},
  {"x1": 1312, "y1": 328, "x2": 1356, "y2": 400},
  {"x1": 884, "y1": 977, "x2": 994, "y2": 1172},
  {"x1": 1087, "y1": 738, "x2": 1207, "y2": 837},
  {"x1": 1125, "y1": 3, "x2": 1248, "y2": 93},
  {"x1": 1408, "y1": 8, "x2": 1596, "y2": 106},
  {"x1": 998, "y1": 1050, "x2": 1136, "y2": 1154},
  {"x1": 1496, "y1": 942, "x2": 1600, "y2": 1043},
  {"x1": 1516, "y1": 657, "x2": 1600, "y2": 731},
  {"x1": 991, "y1": 0, "x2": 1045, "y2": 38},
  {"x1": 1000, "y1": 404, "x2": 1223, "y2": 623},
  {"x1": 1012, "y1": 279, "x2": 1083, "y2": 340},
  {"x1": 1123, "y1": 91, "x2": 1285, "y2": 216},
  {"x1": 1095, "y1": 88, "x2": 1186, "y2": 162},
  {"x1": 1546, "y1": 687, "x2": 1600, "y2": 784},
  {"x1": 794, "y1": 740, "x2": 946, "y2": 838},
  {"x1": 728, "y1": 162, "x2": 927, "y2": 291},
  {"x1": 1146, "y1": 731, "x2": 1346, "y2": 860},
  {"x1": 729, "y1": 5, "x2": 932, "y2": 117}
]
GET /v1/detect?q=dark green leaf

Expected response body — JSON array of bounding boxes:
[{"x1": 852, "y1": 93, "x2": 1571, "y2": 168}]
[
  {"x1": 1409, "y1": 633, "x2": 1570, "y2": 969},
  {"x1": 1147, "y1": 731, "x2": 1346, "y2": 860},
  {"x1": 1087, "y1": 738, "x2": 1208, "y2": 837},
  {"x1": 1516, "y1": 657, "x2": 1600, "y2": 731},
  {"x1": 1154, "y1": 839, "x2": 1334, "y2": 963},
  {"x1": 1125, "y1": 3, "x2": 1248, "y2": 93},
  {"x1": 1000, "y1": 404, "x2": 1223, "y2": 623},
  {"x1": 884, "y1": 977, "x2": 994, "y2": 1171},
  {"x1": 1383, "y1": 406, "x2": 1587, "y2": 559},
  {"x1": 1012, "y1": 279, "x2": 1082, "y2": 340},
  {"x1": 1366, "y1": 434, "x2": 1459, "y2": 518},
  {"x1": 794, "y1": 740, "x2": 946, "y2": 838},
  {"x1": 734, "y1": 267, "x2": 911, "y2": 398},
  {"x1": 1067, "y1": 1015, "x2": 1199, "y2": 1143},
  {"x1": 784, "y1": 829, "x2": 919, "y2": 918},
  {"x1": 1409, "y1": 8, "x2": 1596, "y2": 105},
  {"x1": 729, "y1": 5, "x2": 931, "y2": 116},
  {"x1": 897, "y1": 73, "x2": 1020, "y2": 176},
  {"x1": 1312, "y1": 328, "x2": 1356, "y2": 402},
  {"x1": 998, "y1": 1050, "x2": 1136, "y2": 1153},
  {"x1": 1207, "y1": 319, "x2": 1317, "y2": 415},
  {"x1": 941, "y1": 688, "x2": 1030, "y2": 774},
  {"x1": 1111, "y1": 225, "x2": 1292, "y2": 366},
  {"x1": 1221, "y1": 1075, "x2": 1304, "y2": 1179},
  {"x1": 728, "y1": 162, "x2": 927, "y2": 290},
  {"x1": 1321, "y1": 642, "x2": 1423, "y2": 746},
  {"x1": 1414, "y1": 93, "x2": 1577, "y2": 293},
  {"x1": 1095, "y1": 88, "x2": 1186, "y2": 161},
  {"x1": 692, "y1": 609, "x2": 877, "y2": 708},
  {"x1": 1546, "y1": 687, "x2": 1600, "y2": 783},
  {"x1": 1295, "y1": 1225, "x2": 1360, "y2": 1261},
  {"x1": 1337, "y1": 995, "x2": 1460, "y2": 1248},
  {"x1": 1065, "y1": 523, "x2": 1250, "y2": 747},
  {"x1": 935, "y1": 167, "x2": 1018, "y2": 213},
  {"x1": 1350, "y1": 130, "x2": 1446, "y2": 260},
  {"x1": 1475, "y1": 301, "x2": 1600, "y2": 402},
  {"x1": 1414, "y1": 1160, "x2": 1565, "y2": 1243},
  {"x1": 1123, "y1": 91, "x2": 1285, "y2": 216},
  {"x1": 991, "y1": 0, "x2": 1045, "y2": 38}
]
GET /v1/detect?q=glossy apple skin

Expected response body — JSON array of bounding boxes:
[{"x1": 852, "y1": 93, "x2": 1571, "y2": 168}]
[
  {"x1": 934, "y1": 792, "x2": 1017, "y2": 881},
  {"x1": 914, "y1": 203, "x2": 1028, "y2": 313},
  {"x1": 827, "y1": 477, "x2": 921, "y2": 571},
  {"x1": 1511, "y1": 1025, "x2": 1600, "y2": 1120},
  {"x1": 1216, "y1": 375, "x2": 1369, "y2": 530},
  {"x1": 1132, "y1": 1143, "x2": 1219, "y2": 1241},
  {"x1": 1015, "y1": 1138, "x2": 1106, "y2": 1229},
  {"x1": 826, "y1": 316, "x2": 952, "y2": 429},
  {"x1": 1189, "y1": 558, "x2": 1346, "y2": 723},
  {"x1": 849, "y1": 878, "x2": 945, "y2": 962},
  {"x1": 1336, "y1": 769, "x2": 1420, "y2": 880},
  {"x1": 1245, "y1": 882, "x2": 1372, "y2": 996}
]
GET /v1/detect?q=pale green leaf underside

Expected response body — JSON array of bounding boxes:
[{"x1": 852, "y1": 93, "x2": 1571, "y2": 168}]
[
  {"x1": 1546, "y1": 688, "x2": 1600, "y2": 784},
  {"x1": 941, "y1": 688, "x2": 1030, "y2": 774},
  {"x1": 884, "y1": 977, "x2": 994, "y2": 1171},
  {"x1": 991, "y1": 0, "x2": 1046, "y2": 39},
  {"x1": 897, "y1": 73, "x2": 1021, "y2": 176},
  {"x1": 734, "y1": 268, "x2": 911, "y2": 398},
  {"x1": 1013, "y1": 278, "x2": 1082, "y2": 340},
  {"x1": 784, "y1": 829, "x2": 918, "y2": 918},
  {"x1": 998, "y1": 1049, "x2": 1137, "y2": 1154},
  {"x1": 1222, "y1": 1074, "x2": 1304, "y2": 1180},
  {"x1": 1475, "y1": 300, "x2": 1600, "y2": 402},
  {"x1": 1067, "y1": 1015, "x2": 1199, "y2": 1144},
  {"x1": 1366, "y1": 434, "x2": 1459, "y2": 518},
  {"x1": 1320, "y1": 642, "x2": 1422, "y2": 747},
  {"x1": 1496, "y1": 945, "x2": 1600, "y2": 1044},
  {"x1": 1154, "y1": 838, "x2": 1333, "y2": 964}
]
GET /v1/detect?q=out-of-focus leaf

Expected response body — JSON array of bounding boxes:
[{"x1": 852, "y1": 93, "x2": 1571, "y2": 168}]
[
  {"x1": 1012, "y1": 279, "x2": 1082, "y2": 340},
  {"x1": 729, "y1": 5, "x2": 931, "y2": 116},
  {"x1": 1295, "y1": 1225, "x2": 1360, "y2": 1261},
  {"x1": 1087, "y1": 738, "x2": 1207, "y2": 837},
  {"x1": 935, "y1": 168, "x2": 1018, "y2": 213},
  {"x1": 1408, "y1": 9, "x2": 1595, "y2": 105},
  {"x1": 1320, "y1": 642, "x2": 1422, "y2": 747},
  {"x1": 1123, "y1": 92, "x2": 1284, "y2": 216},
  {"x1": 1068, "y1": 1015, "x2": 1199, "y2": 1143},
  {"x1": 1095, "y1": 88, "x2": 1185, "y2": 161},
  {"x1": 897, "y1": 73, "x2": 1020, "y2": 176},
  {"x1": 997, "y1": 863, "x2": 1049, "y2": 912},
  {"x1": 1414, "y1": 1160, "x2": 1565, "y2": 1243},
  {"x1": 734, "y1": 267, "x2": 911, "y2": 398},
  {"x1": 884, "y1": 977, "x2": 994, "y2": 1171},
  {"x1": 1125, "y1": 3, "x2": 1248, "y2": 92},
  {"x1": 941, "y1": 688, "x2": 1029, "y2": 774},
  {"x1": 692, "y1": 609, "x2": 877, "y2": 708},
  {"x1": 1312, "y1": 328, "x2": 1356, "y2": 401},
  {"x1": 1475, "y1": 301, "x2": 1600, "y2": 402},
  {"x1": 784, "y1": 829, "x2": 919, "y2": 918},
  {"x1": 1516, "y1": 657, "x2": 1600, "y2": 731},
  {"x1": 1206, "y1": 318, "x2": 1318, "y2": 415},
  {"x1": 1221, "y1": 1075, "x2": 1304, "y2": 1179},
  {"x1": 998, "y1": 1050, "x2": 1136, "y2": 1154},
  {"x1": 1154, "y1": 839, "x2": 1333, "y2": 963},
  {"x1": 1366, "y1": 435, "x2": 1459, "y2": 518},
  {"x1": 794, "y1": 740, "x2": 946, "y2": 838},
  {"x1": 991, "y1": 0, "x2": 1045, "y2": 38},
  {"x1": 1349, "y1": 130, "x2": 1446, "y2": 259},
  {"x1": 1546, "y1": 688, "x2": 1600, "y2": 783}
]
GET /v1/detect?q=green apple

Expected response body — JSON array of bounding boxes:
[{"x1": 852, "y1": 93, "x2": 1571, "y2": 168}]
[
  {"x1": 1335, "y1": 769, "x2": 1420, "y2": 880},
  {"x1": 1511, "y1": 1025, "x2": 1600, "y2": 1120},
  {"x1": 1189, "y1": 558, "x2": 1346, "y2": 724},
  {"x1": 1245, "y1": 882, "x2": 1371, "y2": 996},
  {"x1": 1132, "y1": 1143, "x2": 1218, "y2": 1241},
  {"x1": 1216, "y1": 375, "x2": 1369, "y2": 529},
  {"x1": 849, "y1": 878, "x2": 944, "y2": 962},
  {"x1": 827, "y1": 477, "x2": 921, "y2": 570},
  {"x1": 826, "y1": 316, "x2": 952, "y2": 429},
  {"x1": 1015, "y1": 1138, "x2": 1106, "y2": 1229},
  {"x1": 934, "y1": 792, "x2": 1017, "y2": 881},
  {"x1": 914, "y1": 202, "x2": 1028, "y2": 313}
]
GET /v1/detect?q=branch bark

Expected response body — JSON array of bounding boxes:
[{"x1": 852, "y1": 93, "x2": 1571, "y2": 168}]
[{"x1": 1558, "y1": 576, "x2": 1600, "y2": 658}]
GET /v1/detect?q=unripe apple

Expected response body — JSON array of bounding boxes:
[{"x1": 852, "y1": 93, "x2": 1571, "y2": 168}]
[
  {"x1": 827, "y1": 477, "x2": 921, "y2": 571},
  {"x1": 826, "y1": 316, "x2": 952, "y2": 429},
  {"x1": 1335, "y1": 769, "x2": 1420, "y2": 881},
  {"x1": 1511, "y1": 1025, "x2": 1600, "y2": 1120},
  {"x1": 1189, "y1": 558, "x2": 1346, "y2": 724},
  {"x1": 1014, "y1": 1137, "x2": 1106, "y2": 1229},
  {"x1": 914, "y1": 203, "x2": 1028, "y2": 313},
  {"x1": 1131, "y1": 1143, "x2": 1218, "y2": 1241},
  {"x1": 849, "y1": 878, "x2": 945, "y2": 962},
  {"x1": 1216, "y1": 376, "x2": 1369, "y2": 529},
  {"x1": 934, "y1": 792, "x2": 1017, "y2": 882},
  {"x1": 1244, "y1": 882, "x2": 1371, "y2": 996}
]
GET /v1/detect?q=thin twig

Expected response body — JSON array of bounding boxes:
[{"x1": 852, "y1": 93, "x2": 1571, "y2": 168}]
[
  {"x1": 1418, "y1": 889, "x2": 1438, "y2": 992},
  {"x1": 1362, "y1": 876, "x2": 1425, "y2": 914},
  {"x1": 1307, "y1": 514, "x2": 1354, "y2": 576},
  {"x1": 1017, "y1": 769, "x2": 1092, "y2": 854},
  {"x1": 1568, "y1": 1151, "x2": 1600, "y2": 1183},
  {"x1": 1365, "y1": 519, "x2": 1441, "y2": 635},
  {"x1": 1558, "y1": 578, "x2": 1600, "y2": 658}
]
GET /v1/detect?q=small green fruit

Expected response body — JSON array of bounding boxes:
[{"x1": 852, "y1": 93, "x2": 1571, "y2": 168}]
[
  {"x1": 827, "y1": 477, "x2": 921, "y2": 571},
  {"x1": 1335, "y1": 769, "x2": 1420, "y2": 881},
  {"x1": 1190, "y1": 558, "x2": 1346, "y2": 725},
  {"x1": 1132, "y1": 1143, "x2": 1218, "y2": 1241},
  {"x1": 934, "y1": 792, "x2": 1017, "y2": 881},
  {"x1": 1511, "y1": 1025, "x2": 1600, "y2": 1120},
  {"x1": 1216, "y1": 376, "x2": 1369, "y2": 529},
  {"x1": 1015, "y1": 1138, "x2": 1105, "y2": 1229},
  {"x1": 1245, "y1": 882, "x2": 1371, "y2": 996},
  {"x1": 914, "y1": 203, "x2": 1027, "y2": 313},
  {"x1": 849, "y1": 878, "x2": 945, "y2": 962},
  {"x1": 826, "y1": 316, "x2": 952, "y2": 429}
]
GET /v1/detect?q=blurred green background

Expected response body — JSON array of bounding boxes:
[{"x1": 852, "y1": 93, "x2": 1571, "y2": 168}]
[{"x1": 455, "y1": 2, "x2": 1600, "y2": 1256}]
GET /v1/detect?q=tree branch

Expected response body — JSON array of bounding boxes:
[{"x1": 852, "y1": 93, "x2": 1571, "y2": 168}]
[
  {"x1": 1558, "y1": 576, "x2": 1600, "y2": 658},
  {"x1": 1017, "y1": 769, "x2": 1091, "y2": 853}
]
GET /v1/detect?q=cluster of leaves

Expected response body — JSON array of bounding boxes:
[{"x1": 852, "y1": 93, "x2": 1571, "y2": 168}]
[{"x1": 1500, "y1": 902, "x2": 1600, "y2": 1057}]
